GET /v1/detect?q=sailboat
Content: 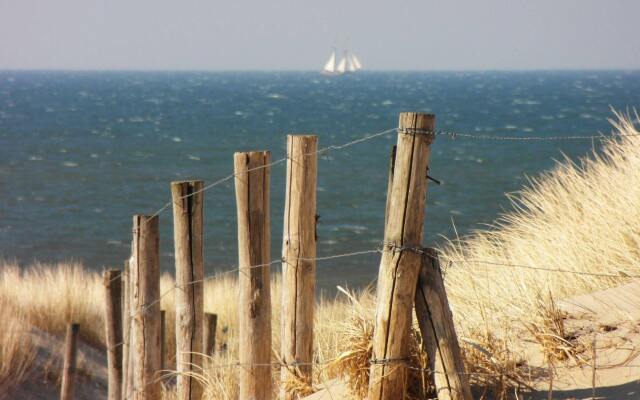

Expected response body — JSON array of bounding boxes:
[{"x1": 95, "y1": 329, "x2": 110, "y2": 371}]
[{"x1": 322, "y1": 49, "x2": 363, "y2": 75}]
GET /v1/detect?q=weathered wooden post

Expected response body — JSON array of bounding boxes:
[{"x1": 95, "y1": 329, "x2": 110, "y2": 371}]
[
  {"x1": 368, "y1": 113, "x2": 436, "y2": 400},
  {"x1": 234, "y1": 151, "x2": 273, "y2": 400},
  {"x1": 172, "y1": 180, "x2": 205, "y2": 400},
  {"x1": 203, "y1": 313, "x2": 218, "y2": 356},
  {"x1": 130, "y1": 215, "x2": 161, "y2": 400},
  {"x1": 280, "y1": 135, "x2": 318, "y2": 400},
  {"x1": 415, "y1": 249, "x2": 472, "y2": 400},
  {"x1": 104, "y1": 269, "x2": 123, "y2": 400},
  {"x1": 60, "y1": 323, "x2": 80, "y2": 400}
]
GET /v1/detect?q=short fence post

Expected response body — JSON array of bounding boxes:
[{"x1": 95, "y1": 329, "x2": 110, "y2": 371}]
[
  {"x1": 234, "y1": 151, "x2": 273, "y2": 400},
  {"x1": 60, "y1": 323, "x2": 80, "y2": 400},
  {"x1": 122, "y1": 260, "x2": 132, "y2": 399},
  {"x1": 160, "y1": 310, "x2": 166, "y2": 371},
  {"x1": 130, "y1": 215, "x2": 162, "y2": 400},
  {"x1": 104, "y1": 269, "x2": 123, "y2": 400},
  {"x1": 203, "y1": 313, "x2": 218, "y2": 356},
  {"x1": 280, "y1": 135, "x2": 318, "y2": 400},
  {"x1": 415, "y1": 249, "x2": 472, "y2": 400},
  {"x1": 172, "y1": 180, "x2": 205, "y2": 400},
  {"x1": 369, "y1": 113, "x2": 436, "y2": 400}
]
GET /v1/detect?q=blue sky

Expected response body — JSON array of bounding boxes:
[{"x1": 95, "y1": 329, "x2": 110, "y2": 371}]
[{"x1": 1, "y1": 0, "x2": 639, "y2": 70}]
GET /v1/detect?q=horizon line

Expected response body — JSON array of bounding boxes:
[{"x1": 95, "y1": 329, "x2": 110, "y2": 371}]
[{"x1": 1, "y1": 68, "x2": 639, "y2": 74}]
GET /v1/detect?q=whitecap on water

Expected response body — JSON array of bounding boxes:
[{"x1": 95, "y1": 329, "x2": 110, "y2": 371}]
[
  {"x1": 188, "y1": 155, "x2": 200, "y2": 161},
  {"x1": 266, "y1": 93, "x2": 286, "y2": 99},
  {"x1": 504, "y1": 125, "x2": 518, "y2": 130},
  {"x1": 172, "y1": 137, "x2": 182, "y2": 142},
  {"x1": 63, "y1": 162, "x2": 79, "y2": 167},
  {"x1": 381, "y1": 100, "x2": 393, "y2": 106},
  {"x1": 28, "y1": 156, "x2": 43, "y2": 161}
]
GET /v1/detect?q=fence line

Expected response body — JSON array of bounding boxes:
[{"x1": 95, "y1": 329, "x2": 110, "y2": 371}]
[
  {"x1": 121, "y1": 246, "x2": 639, "y2": 331},
  {"x1": 141, "y1": 126, "x2": 640, "y2": 223}
]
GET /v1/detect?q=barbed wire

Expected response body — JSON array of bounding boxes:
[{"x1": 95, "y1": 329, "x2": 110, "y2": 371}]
[{"x1": 142, "y1": 126, "x2": 640, "y2": 223}]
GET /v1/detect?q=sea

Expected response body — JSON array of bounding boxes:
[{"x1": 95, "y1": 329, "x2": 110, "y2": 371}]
[{"x1": 1, "y1": 70, "x2": 638, "y2": 292}]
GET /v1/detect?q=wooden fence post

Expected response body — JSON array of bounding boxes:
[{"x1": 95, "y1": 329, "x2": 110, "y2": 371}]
[
  {"x1": 130, "y1": 215, "x2": 161, "y2": 400},
  {"x1": 203, "y1": 313, "x2": 218, "y2": 356},
  {"x1": 280, "y1": 135, "x2": 318, "y2": 400},
  {"x1": 234, "y1": 151, "x2": 273, "y2": 400},
  {"x1": 368, "y1": 113, "x2": 436, "y2": 400},
  {"x1": 122, "y1": 260, "x2": 132, "y2": 399},
  {"x1": 172, "y1": 179, "x2": 205, "y2": 400},
  {"x1": 415, "y1": 249, "x2": 472, "y2": 400},
  {"x1": 104, "y1": 269, "x2": 123, "y2": 400},
  {"x1": 60, "y1": 323, "x2": 80, "y2": 400}
]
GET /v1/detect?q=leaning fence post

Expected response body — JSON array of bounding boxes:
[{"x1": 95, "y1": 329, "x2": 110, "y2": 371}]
[
  {"x1": 234, "y1": 151, "x2": 273, "y2": 400},
  {"x1": 203, "y1": 313, "x2": 218, "y2": 356},
  {"x1": 415, "y1": 249, "x2": 472, "y2": 400},
  {"x1": 60, "y1": 323, "x2": 80, "y2": 400},
  {"x1": 130, "y1": 215, "x2": 162, "y2": 400},
  {"x1": 280, "y1": 134, "x2": 318, "y2": 400},
  {"x1": 104, "y1": 269, "x2": 123, "y2": 400},
  {"x1": 172, "y1": 180, "x2": 205, "y2": 400},
  {"x1": 368, "y1": 113, "x2": 436, "y2": 400}
]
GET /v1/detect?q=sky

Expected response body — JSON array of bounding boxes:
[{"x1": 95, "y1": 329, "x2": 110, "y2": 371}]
[{"x1": 1, "y1": 0, "x2": 639, "y2": 71}]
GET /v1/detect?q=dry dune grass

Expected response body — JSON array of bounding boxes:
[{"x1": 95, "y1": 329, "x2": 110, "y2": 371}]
[
  {"x1": 0, "y1": 298, "x2": 37, "y2": 396},
  {"x1": 441, "y1": 112, "x2": 640, "y2": 335},
  {"x1": 1, "y1": 113, "x2": 639, "y2": 399}
]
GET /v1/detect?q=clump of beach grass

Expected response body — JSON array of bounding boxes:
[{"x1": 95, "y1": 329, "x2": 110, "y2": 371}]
[
  {"x1": 441, "y1": 112, "x2": 640, "y2": 342},
  {"x1": 0, "y1": 298, "x2": 37, "y2": 396}
]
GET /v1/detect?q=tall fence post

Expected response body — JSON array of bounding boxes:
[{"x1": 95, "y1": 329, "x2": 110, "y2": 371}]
[
  {"x1": 368, "y1": 113, "x2": 436, "y2": 400},
  {"x1": 415, "y1": 249, "x2": 472, "y2": 400},
  {"x1": 203, "y1": 313, "x2": 218, "y2": 356},
  {"x1": 280, "y1": 135, "x2": 318, "y2": 400},
  {"x1": 234, "y1": 151, "x2": 273, "y2": 400},
  {"x1": 122, "y1": 260, "x2": 132, "y2": 399},
  {"x1": 172, "y1": 180, "x2": 205, "y2": 400},
  {"x1": 104, "y1": 269, "x2": 123, "y2": 400},
  {"x1": 60, "y1": 323, "x2": 80, "y2": 400},
  {"x1": 130, "y1": 215, "x2": 161, "y2": 400}
]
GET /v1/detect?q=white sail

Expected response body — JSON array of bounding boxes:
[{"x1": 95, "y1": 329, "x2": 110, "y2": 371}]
[
  {"x1": 336, "y1": 56, "x2": 347, "y2": 73},
  {"x1": 323, "y1": 51, "x2": 336, "y2": 73},
  {"x1": 351, "y1": 53, "x2": 362, "y2": 70},
  {"x1": 347, "y1": 53, "x2": 357, "y2": 72}
]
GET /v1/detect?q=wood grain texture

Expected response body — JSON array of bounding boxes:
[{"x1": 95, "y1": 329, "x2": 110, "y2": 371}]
[
  {"x1": 104, "y1": 269, "x2": 123, "y2": 400},
  {"x1": 280, "y1": 135, "x2": 318, "y2": 400},
  {"x1": 415, "y1": 250, "x2": 472, "y2": 400},
  {"x1": 131, "y1": 215, "x2": 161, "y2": 400},
  {"x1": 172, "y1": 180, "x2": 205, "y2": 400},
  {"x1": 160, "y1": 310, "x2": 166, "y2": 371},
  {"x1": 234, "y1": 151, "x2": 273, "y2": 400},
  {"x1": 60, "y1": 323, "x2": 80, "y2": 400},
  {"x1": 121, "y1": 261, "x2": 131, "y2": 400},
  {"x1": 368, "y1": 113, "x2": 435, "y2": 400}
]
